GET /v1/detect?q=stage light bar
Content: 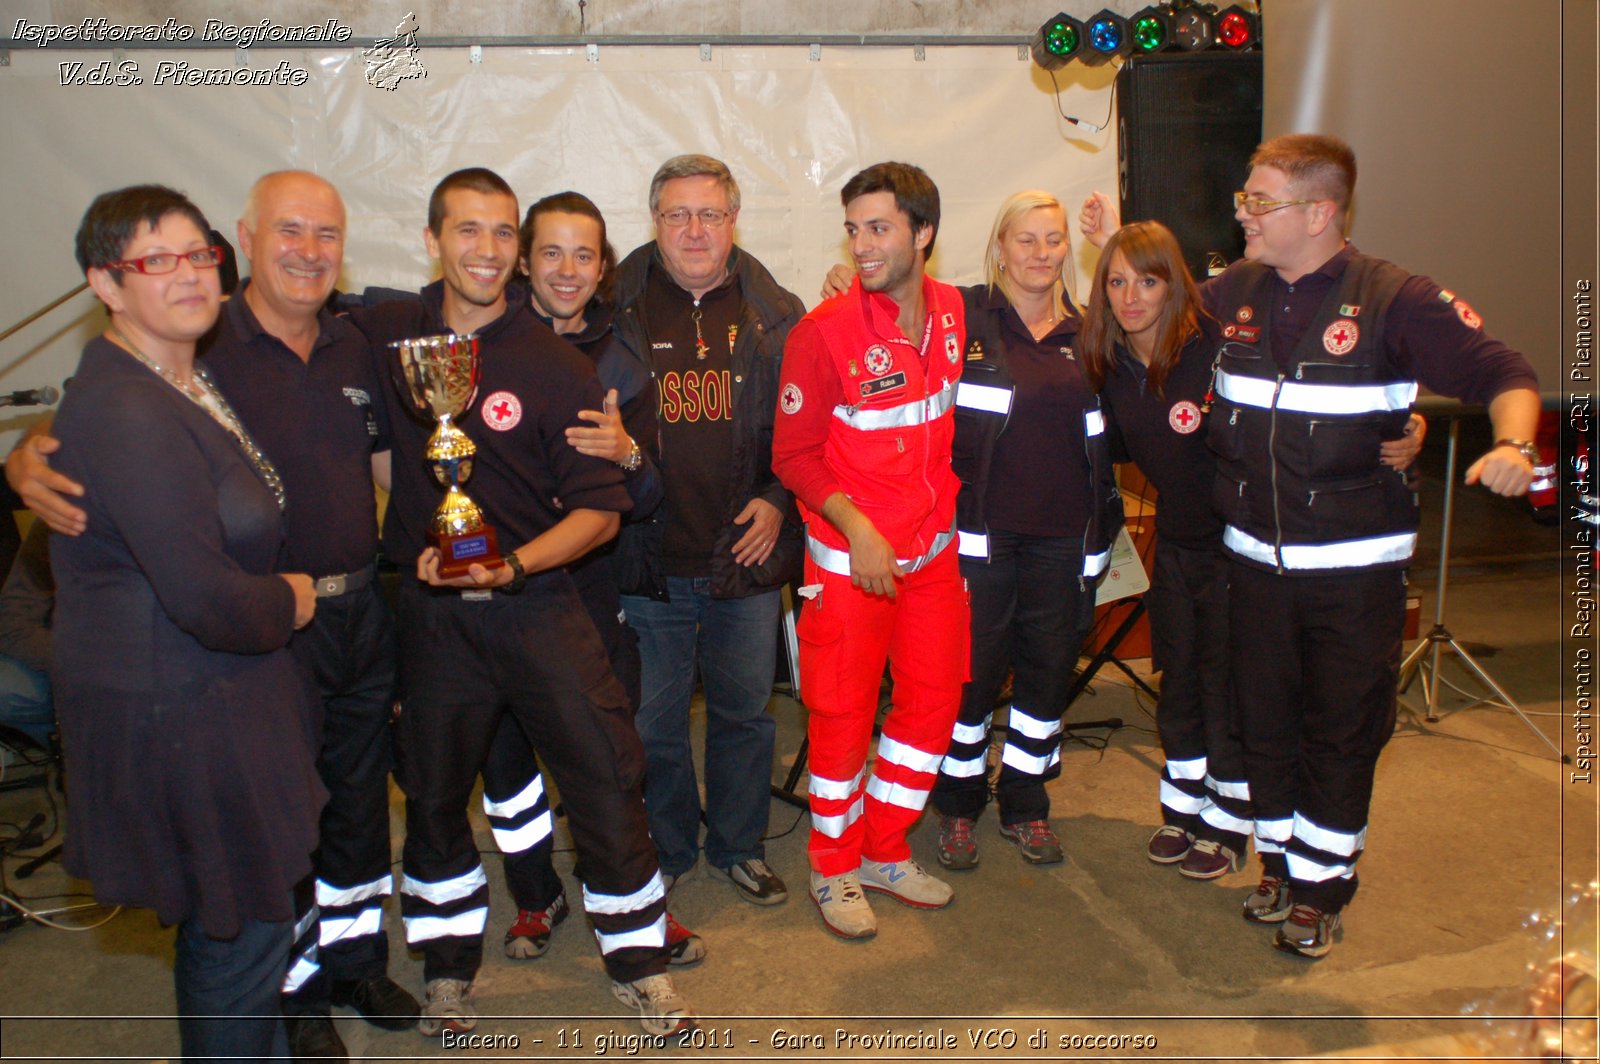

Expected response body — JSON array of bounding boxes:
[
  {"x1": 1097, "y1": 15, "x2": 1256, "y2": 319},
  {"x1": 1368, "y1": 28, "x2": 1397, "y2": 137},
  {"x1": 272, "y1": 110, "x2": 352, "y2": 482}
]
[
  {"x1": 1216, "y1": 5, "x2": 1259, "y2": 50},
  {"x1": 1171, "y1": 5, "x2": 1216, "y2": 51},
  {"x1": 1031, "y1": 12, "x2": 1085, "y2": 70},
  {"x1": 1129, "y1": 6, "x2": 1174, "y2": 53},
  {"x1": 1082, "y1": 9, "x2": 1132, "y2": 66}
]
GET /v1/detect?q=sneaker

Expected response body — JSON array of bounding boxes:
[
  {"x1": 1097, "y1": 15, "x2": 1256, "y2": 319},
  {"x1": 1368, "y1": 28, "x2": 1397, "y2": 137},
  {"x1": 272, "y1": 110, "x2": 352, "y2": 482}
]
[
  {"x1": 330, "y1": 975, "x2": 421, "y2": 1031},
  {"x1": 1274, "y1": 902, "x2": 1343, "y2": 958},
  {"x1": 1146, "y1": 825, "x2": 1193, "y2": 864},
  {"x1": 1179, "y1": 839, "x2": 1245, "y2": 880},
  {"x1": 721, "y1": 858, "x2": 788, "y2": 905},
  {"x1": 416, "y1": 978, "x2": 475, "y2": 1037},
  {"x1": 1242, "y1": 874, "x2": 1292, "y2": 923},
  {"x1": 937, "y1": 815, "x2": 979, "y2": 871},
  {"x1": 662, "y1": 860, "x2": 697, "y2": 895},
  {"x1": 809, "y1": 870, "x2": 878, "y2": 938},
  {"x1": 665, "y1": 912, "x2": 706, "y2": 965},
  {"x1": 611, "y1": 973, "x2": 697, "y2": 1036},
  {"x1": 285, "y1": 1014, "x2": 348, "y2": 1062},
  {"x1": 504, "y1": 892, "x2": 569, "y2": 960},
  {"x1": 999, "y1": 819, "x2": 1064, "y2": 865},
  {"x1": 858, "y1": 857, "x2": 954, "y2": 908}
]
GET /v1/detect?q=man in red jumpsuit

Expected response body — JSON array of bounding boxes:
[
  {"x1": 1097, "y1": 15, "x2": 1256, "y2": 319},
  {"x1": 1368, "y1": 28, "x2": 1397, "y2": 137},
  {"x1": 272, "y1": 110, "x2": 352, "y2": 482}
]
[{"x1": 772, "y1": 161, "x2": 969, "y2": 939}]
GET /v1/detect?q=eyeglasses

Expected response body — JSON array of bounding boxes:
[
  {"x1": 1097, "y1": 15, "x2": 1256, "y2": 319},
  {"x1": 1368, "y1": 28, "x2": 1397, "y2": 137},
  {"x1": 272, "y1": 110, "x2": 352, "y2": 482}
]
[
  {"x1": 1232, "y1": 191, "x2": 1318, "y2": 216},
  {"x1": 657, "y1": 208, "x2": 731, "y2": 229},
  {"x1": 102, "y1": 245, "x2": 226, "y2": 275}
]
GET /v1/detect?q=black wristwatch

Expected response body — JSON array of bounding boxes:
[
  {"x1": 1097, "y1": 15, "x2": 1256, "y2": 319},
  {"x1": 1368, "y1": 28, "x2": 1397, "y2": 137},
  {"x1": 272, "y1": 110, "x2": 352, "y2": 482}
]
[
  {"x1": 501, "y1": 550, "x2": 527, "y2": 593},
  {"x1": 1494, "y1": 438, "x2": 1540, "y2": 466}
]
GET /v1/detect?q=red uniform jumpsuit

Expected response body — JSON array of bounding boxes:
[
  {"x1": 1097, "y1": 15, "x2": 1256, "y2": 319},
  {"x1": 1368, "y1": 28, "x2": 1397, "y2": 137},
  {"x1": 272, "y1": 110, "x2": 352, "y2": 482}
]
[{"x1": 772, "y1": 276, "x2": 969, "y2": 877}]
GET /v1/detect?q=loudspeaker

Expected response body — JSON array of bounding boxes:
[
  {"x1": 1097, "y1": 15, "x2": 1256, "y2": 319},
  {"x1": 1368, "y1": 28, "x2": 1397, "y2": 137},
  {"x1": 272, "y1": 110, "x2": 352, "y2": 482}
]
[{"x1": 1117, "y1": 52, "x2": 1263, "y2": 279}]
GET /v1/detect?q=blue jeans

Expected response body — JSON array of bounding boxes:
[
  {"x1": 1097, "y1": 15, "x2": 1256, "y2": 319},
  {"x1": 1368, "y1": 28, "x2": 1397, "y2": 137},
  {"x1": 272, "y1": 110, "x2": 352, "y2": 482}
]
[
  {"x1": 0, "y1": 653, "x2": 53, "y2": 749},
  {"x1": 624, "y1": 580, "x2": 780, "y2": 876},
  {"x1": 174, "y1": 916, "x2": 292, "y2": 1062}
]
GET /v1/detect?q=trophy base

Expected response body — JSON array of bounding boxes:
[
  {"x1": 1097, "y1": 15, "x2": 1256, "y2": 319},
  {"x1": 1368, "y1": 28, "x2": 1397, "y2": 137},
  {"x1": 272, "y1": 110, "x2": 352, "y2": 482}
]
[{"x1": 431, "y1": 527, "x2": 503, "y2": 581}]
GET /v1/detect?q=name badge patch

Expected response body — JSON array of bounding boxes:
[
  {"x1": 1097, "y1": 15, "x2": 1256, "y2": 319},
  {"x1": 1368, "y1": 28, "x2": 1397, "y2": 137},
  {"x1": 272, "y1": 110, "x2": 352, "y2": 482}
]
[{"x1": 859, "y1": 371, "x2": 908, "y2": 399}]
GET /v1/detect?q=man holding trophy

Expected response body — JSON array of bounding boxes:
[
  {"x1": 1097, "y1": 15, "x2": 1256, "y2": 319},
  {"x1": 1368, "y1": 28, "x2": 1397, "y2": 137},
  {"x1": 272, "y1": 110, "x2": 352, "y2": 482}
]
[{"x1": 353, "y1": 167, "x2": 695, "y2": 1037}]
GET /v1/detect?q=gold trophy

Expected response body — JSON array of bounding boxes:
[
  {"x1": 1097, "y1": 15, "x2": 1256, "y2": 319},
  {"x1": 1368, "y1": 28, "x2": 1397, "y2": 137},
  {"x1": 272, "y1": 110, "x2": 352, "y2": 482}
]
[{"x1": 392, "y1": 333, "x2": 503, "y2": 579}]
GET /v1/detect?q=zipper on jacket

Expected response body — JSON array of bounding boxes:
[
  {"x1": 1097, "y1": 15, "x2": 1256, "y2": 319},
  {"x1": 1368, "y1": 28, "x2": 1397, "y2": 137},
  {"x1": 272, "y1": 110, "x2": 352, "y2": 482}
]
[{"x1": 1269, "y1": 373, "x2": 1285, "y2": 573}]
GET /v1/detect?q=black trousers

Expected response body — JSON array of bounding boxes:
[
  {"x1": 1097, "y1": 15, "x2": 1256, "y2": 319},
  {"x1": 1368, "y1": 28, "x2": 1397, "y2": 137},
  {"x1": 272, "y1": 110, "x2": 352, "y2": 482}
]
[
  {"x1": 282, "y1": 580, "x2": 398, "y2": 1013},
  {"x1": 932, "y1": 530, "x2": 1092, "y2": 824},
  {"x1": 394, "y1": 573, "x2": 667, "y2": 984},
  {"x1": 1229, "y1": 561, "x2": 1405, "y2": 912},
  {"x1": 481, "y1": 572, "x2": 642, "y2": 913},
  {"x1": 1146, "y1": 541, "x2": 1249, "y2": 852}
]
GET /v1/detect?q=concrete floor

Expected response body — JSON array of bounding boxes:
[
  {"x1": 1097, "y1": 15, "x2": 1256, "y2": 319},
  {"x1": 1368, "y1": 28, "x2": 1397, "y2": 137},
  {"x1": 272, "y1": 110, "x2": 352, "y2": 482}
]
[{"x1": 0, "y1": 418, "x2": 1592, "y2": 1062}]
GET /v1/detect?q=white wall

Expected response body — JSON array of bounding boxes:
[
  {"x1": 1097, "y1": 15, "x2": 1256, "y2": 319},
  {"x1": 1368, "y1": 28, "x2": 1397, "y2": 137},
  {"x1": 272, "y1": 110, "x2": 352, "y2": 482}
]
[{"x1": 0, "y1": 31, "x2": 1121, "y2": 446}]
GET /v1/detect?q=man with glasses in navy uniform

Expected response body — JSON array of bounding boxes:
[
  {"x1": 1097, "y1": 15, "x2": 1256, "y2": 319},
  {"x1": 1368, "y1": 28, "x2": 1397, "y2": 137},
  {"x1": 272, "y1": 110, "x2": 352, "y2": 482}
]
[
  {"x1": 609, "y1": 155, "x2": 805, "y2": 913},
  {"x1": 1088, "y1": 133, "x2": 1540, "y2": 960}
]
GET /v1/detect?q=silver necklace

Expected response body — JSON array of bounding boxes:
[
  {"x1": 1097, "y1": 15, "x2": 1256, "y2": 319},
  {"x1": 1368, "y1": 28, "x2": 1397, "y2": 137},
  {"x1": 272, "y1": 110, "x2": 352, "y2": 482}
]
[{"x1": 110, "y1": 327, "x2": 287, "y2": 512}]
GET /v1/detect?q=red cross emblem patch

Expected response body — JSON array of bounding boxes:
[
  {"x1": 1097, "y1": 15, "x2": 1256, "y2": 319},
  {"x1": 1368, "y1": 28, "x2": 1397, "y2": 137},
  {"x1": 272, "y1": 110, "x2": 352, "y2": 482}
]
[
  {"x1": 1322, "y1": 319, "x2": 1359, "y2": 356},
  {"x1": 1455, "y1": 301, "x2": 1482, "y2": 329},
  {"x1": 864, "y1": 344, "x2": 892, "y2": 376},
  {"x1": 780, "y1": 382, "x2": 803, "y2": 415},
  {"x1": 482, "y1": 391, "x2": 522, "y2": 431},
  {"x1": 1168, "y1": 400, "x2": 1202, "y2": 434}
]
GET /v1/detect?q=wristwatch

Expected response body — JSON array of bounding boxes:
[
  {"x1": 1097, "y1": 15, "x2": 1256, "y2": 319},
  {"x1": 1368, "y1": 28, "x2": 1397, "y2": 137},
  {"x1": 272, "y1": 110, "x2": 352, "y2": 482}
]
[
  {"x1": 501, "y1": 550, "x2": 527, "y2": 594},
  {"x1": 1494, "y1": 438, "x2": 1540, "y2": 466},
  {"x1": 619, "y1": 438, "x2": 644, "y2": 473}
]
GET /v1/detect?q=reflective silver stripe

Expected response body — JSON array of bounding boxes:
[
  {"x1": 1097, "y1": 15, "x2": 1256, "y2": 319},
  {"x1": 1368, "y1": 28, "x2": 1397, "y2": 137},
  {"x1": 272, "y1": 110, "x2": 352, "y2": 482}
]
[
  {"x1": 281, "y1": 953, "x2": 320, "y2": 994},
  {"x1": 292, "y1": 905, "x2": 320, "y2": 943},
  {"x1": 490, "y1": 809, "x2": 553, "y2": 854},
  {"x1": 318, "y1": 908, "x2": 382, "y2": 947},
  {"x1": 950, "y1": 715, "x2": 991, "y2": 745},
  {"x1": 832, "y1": 380, "x2": 956, "y2": 430},
  {"x1": 582, "y1": 873, "x2": 666, "y2": 916},
  {"x1": 403, "y1": 908, "x2": 487, "y2": 943},
  {"x1": 1200, "y1": 803, "x2": 1254, "y2": 837},
  {"x1": 400, "y1": 866, "x2": 487, "y2": 906},
  {"x1": 1083, "y1": 545, "x2": 1111, "y2": 578},
  {"x1": 594, "y1": 915, "x2": 667, "y2": 954},
  {"x1": 1205, "y1": 774, "x2": 1251, "y2": 801},
  {"x1": 1006, "y1": 705, "x2": 1061, "y2": 742},
  {"x1": 1216, "y1": 369, "x2": 1416, "y2": 415},
  {"x1": 482, "y1": 775, "x2": 545, "y2": 819},
  {"x1": 1085, "y1": 409, "x2": 1105, "y2": 437},
  {"x1": 954, "y1": 380, "x2": 1012, "y2": 415},
  {"x1": 876, "y1": 734, "x2": 943, "y2": 775},
  {"x1": 1224, "y1": 525, "x2": 1416, "y2": 570},
  {"x1": 1253, "y1": 815, "x2": 1292, "y2": 855},
  {"x1": 316, "y1": 874, "x2": 392, "y2": 909},
  {"x1": 1165, "y1": 755, "x2": 1207, "y2": 782},
  {"x1": 1287, "y1": 852, "x2": 1357, "y2": 883},
  {"x1": 809, "y1": 796, "x2": 864, "y2": 837},
  {"x1": 865, "y1": 772, "x2": 931, "y2": 811},
  {"x1": 957, "y1": 530, "x2": 989, "y2": 558},
  {"x1": 809, "y1": 768, "x2": 865, "y2": 802},
  {"x1": 807, "y1": 526, "x2": 955, "y2": 578},
  {"x1": 1293, "y1": 813, "x2": 1367, "y2": 857},
  {"x1": 1000, "y1": 744, "x2": 1060, "y2": 776},
  {"x1": 1530, "y1": 475, "x2": 1556, "y2": 492},
  {"x1": 938, "y1": 752, "x2": 987, "y2": 778},
  {"x1": 1159, "y1": 779, "x2": 1207, "y2": 816}
]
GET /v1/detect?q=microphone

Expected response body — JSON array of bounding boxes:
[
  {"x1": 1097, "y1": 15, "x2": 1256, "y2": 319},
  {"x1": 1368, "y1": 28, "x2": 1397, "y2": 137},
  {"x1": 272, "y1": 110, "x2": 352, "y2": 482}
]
[
  {"x1": 0, "y1": 386, "x2": 61, "y2": 408},
  {"x1": 1062, "y1": 115, "x2": 1104, "y2": 133}
]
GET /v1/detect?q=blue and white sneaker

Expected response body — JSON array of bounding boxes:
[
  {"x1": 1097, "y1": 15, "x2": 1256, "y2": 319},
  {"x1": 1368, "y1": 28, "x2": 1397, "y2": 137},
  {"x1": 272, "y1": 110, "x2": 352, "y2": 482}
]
[
  {"x1": 858, "y1": 857, "x2": 954, "y2": 909},
  {"x1": 809, "y1": 870, "x2": 877, "y2": 938}
]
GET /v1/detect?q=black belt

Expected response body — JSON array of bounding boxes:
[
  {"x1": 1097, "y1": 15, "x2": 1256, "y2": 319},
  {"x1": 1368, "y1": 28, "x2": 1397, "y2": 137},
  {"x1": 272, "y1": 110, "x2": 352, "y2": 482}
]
[{"x1": 313, "y1": 564, "x2": 377, "y2": 598}]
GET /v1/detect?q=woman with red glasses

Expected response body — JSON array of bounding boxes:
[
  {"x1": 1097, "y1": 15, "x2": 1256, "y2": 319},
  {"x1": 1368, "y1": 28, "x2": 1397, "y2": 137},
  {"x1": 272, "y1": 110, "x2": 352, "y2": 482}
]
[{"x1": 51, "y1": 184, "x2": 322, "y2": 1061}]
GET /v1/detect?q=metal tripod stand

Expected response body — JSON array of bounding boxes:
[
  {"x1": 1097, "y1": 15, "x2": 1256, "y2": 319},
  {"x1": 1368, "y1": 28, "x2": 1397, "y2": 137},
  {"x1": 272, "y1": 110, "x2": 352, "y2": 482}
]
[{"x1": 1397, "y1": 417, "x2": 1567, "y2": 762}]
